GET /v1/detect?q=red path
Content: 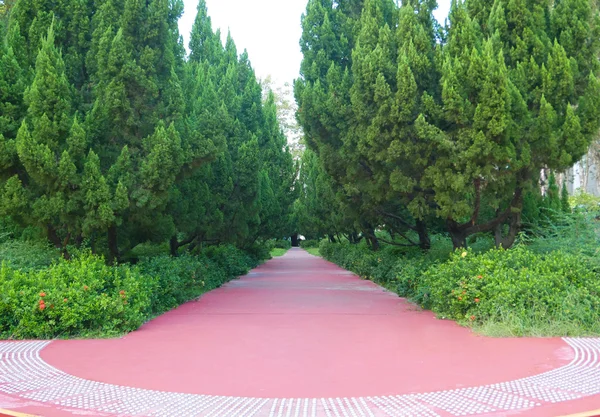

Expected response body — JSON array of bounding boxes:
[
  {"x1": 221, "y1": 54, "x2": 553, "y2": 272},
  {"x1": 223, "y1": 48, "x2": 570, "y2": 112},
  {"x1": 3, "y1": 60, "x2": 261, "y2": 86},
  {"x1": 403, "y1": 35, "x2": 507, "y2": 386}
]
[
  {"x1": 1, "y1": 248, "x2": 599, "y2": 416},
  {"x1": 42, "y1": 248, "x2": 569, "y2": 398}
]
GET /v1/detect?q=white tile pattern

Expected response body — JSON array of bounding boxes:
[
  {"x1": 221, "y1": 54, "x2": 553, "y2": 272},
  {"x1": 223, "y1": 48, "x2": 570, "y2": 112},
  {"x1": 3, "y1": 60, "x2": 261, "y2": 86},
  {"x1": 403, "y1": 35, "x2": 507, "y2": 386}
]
[{"x1": 0, "y1": 338, "x2": 599, "y2": 417}]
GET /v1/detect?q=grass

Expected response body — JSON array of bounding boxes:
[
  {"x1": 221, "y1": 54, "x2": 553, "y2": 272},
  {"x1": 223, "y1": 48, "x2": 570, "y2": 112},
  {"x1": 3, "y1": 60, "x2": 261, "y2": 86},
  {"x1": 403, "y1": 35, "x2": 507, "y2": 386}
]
[
  {"x1": 305, "y1": 247, "x2": 320, "y2": 256},
  {"x1": 270, "y1": 248, "x2": 289, "y2": 257},
  {"x1": 473, "y1": 312, "x2": 600, "y2": 337}
]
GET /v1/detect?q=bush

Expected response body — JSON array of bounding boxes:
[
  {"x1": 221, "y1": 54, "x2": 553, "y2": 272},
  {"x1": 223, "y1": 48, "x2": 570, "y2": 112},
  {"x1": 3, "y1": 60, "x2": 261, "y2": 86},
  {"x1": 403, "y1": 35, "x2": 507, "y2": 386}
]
[
  {"x1": 318, "y1": 240, "x2": 440, "y2": 291},
  {"x1": 0, "y1": 244, "x2": 265, "y2": 339},
  {"x1": 570, "y1": 190, "x2": 600, "y2": 214},
  {"x1": 0, "y1": 252, "x2": 154, "y2": 339},
  {"x1": 319, "y1": 239, "x2": 600, "y2": 336},
  {"x1": 419, "y1": 246, "x2": 600, "y2": 335},
  {"x1": 300, "y1": 239, "x2": 320, "y2": 248},
  {"x1": 272, "y1": 239, "x2": 292, "y2": 249},
  {"x1": 203, "y1": 244, "x2": 261, "y2": 277},
  {"x1": 0, "y1": 240, "x2": 59, "y2": 271}
]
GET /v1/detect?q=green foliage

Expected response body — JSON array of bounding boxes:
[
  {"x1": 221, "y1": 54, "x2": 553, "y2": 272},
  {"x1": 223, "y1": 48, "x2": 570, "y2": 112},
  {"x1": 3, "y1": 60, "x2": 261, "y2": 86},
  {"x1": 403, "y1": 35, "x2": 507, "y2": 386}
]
[
  {"x1": 270, "y1": 239, "x2": 291, "y2": 249},
  {"x1": 0, "y1": 252, "x2": 155, "y2": 338},
  {"x1": 305, "y1": 247, "x2": 321, "y2": 256},
  {"x1": 561, "y1": 182, "x2": 570, "y2": 213},
  {"x1": 419, "y1": 247, "x2": 600, "y2": 336},
  {"x1": 296, "y1": 0, "x2": 600, "y2": 250},
  {"x1": 0, "y1": 0, "x2": 296, "y2": 260},
  {"x1": 570, "y1": 190, "x2": 600, "y2": 215},
  {"x1": 0, "y1": 244, "x2": 263, "y2": 339},
  {"x1": 0, "y1": 240, "x2": 58, "y2": 270},
  {"x1": 319, "y1": 236, "x2": 600, "y2": 336},
  {"x1": 521, "y1": 209, "x2": 600, "y2": 263},
  {"x1": 201, "y1": 244, "x2": 261, "y2": 278},
  {"x1": 300, "y1": 239, "x2": 320, "y2": 248}
]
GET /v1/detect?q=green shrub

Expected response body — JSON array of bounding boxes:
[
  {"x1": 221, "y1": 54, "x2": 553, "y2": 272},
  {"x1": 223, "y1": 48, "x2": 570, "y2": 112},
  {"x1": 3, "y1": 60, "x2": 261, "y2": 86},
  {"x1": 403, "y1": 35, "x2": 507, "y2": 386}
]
[
  {"x1": 318, "y1": 240, "x2": 440, "y2": 292},
  {"x1": 300, "y1": 239, "x2": 320, "y2": 248},
  {"x1": 128, "y1": 242, "x2": 170, "y2": 259},
  {"x1": 419, "y1": 246, "x2": 600, "y2": 335},
  {"x1": 0, "y1": 243, "x2": 265, "y2": 339},
  {"x1": 0, "y1": 252, "x2": 154, "y2": 339},
  {"x1": 0, "y1": 240, "x2": 59, "y2": 271},
  {"x1": 570, "y1": 190, "x2": 600, "y2": 214},
  {"x1": 203, "y1": 244, "x2": 261, "y2": 277},
  {"x1": 272, "y1": 239, "x2": 292, "y2": 249},
  {"x1": 319, "y1": 239, "x2": 600, "y2": 336}
]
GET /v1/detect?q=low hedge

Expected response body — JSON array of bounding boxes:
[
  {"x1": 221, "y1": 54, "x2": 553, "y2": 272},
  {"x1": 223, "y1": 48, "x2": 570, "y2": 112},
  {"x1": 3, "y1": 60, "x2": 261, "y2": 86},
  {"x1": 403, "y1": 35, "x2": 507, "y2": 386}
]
[
  {"x1": 300, "y1": 239, "x2": 320, "y2": 248},
  {"x1": 0, "y1": 244, "x2": 262, "y2": 339},
  {"x1": 319, "y1": 240, "x2": 600, "y2": 336}
]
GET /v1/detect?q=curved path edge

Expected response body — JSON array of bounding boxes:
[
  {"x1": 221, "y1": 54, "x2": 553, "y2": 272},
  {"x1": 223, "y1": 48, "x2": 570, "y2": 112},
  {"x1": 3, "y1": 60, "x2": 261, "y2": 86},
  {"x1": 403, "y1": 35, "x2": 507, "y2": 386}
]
[{"x1": 0, "y1": 338, "x2": 599, "y2": 417}]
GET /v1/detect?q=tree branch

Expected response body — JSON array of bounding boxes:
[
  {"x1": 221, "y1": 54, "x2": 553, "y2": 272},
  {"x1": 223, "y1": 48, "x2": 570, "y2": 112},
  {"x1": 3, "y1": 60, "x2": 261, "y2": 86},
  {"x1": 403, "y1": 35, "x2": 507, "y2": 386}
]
[{"x1": 375, "y1": 209, "x2": 417, "y2": 231}]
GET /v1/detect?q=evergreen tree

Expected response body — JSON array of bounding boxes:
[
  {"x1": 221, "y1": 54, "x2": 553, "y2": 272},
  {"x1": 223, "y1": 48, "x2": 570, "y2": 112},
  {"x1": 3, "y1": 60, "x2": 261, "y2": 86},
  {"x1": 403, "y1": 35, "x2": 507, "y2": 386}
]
[
  {"x1": 429, "y1": 0, "x2": 600, "y2": 248},
  {"x1": 561, "y1": 181, "x2": 570, "y2": 213},
  {"x1": 0, "y1": 0, "x2": 304, "y2": 259},
  {"x1": 0, "y1": 36, "x2": 25, "y2": 140},
  {"x1": 0, "y1": 26, "x2": 83, "y2": 255}
]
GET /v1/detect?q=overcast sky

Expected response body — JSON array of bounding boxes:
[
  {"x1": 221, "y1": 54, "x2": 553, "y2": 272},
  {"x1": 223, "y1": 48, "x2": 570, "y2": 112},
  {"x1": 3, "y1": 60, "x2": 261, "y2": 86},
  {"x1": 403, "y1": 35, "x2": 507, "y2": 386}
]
[{"x1": 179, "y1": 0, "x2": 452, "y2": 86}]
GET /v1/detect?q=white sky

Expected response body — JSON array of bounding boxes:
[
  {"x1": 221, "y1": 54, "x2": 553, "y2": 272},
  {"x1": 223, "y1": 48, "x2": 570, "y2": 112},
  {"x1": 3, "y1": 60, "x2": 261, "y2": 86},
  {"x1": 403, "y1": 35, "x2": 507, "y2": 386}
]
[{"x1": 179, "y1": 0, "x2": 452, "y2": 86}]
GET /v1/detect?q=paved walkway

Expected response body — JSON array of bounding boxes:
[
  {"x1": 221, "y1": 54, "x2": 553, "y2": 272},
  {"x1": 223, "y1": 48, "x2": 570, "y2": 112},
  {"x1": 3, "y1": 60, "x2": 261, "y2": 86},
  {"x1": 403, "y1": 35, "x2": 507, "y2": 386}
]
[{"x1": 0, "y1": 248, "x2": 599, "y2": 417}]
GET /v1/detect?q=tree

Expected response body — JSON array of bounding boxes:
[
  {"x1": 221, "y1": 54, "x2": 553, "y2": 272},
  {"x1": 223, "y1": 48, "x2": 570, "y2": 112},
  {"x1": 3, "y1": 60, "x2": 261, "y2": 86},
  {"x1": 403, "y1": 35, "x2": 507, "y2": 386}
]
[
  {"x1": 427, "y1": 0, "x2": 600, "y2": 248},
  {"x1": 561, "y1": 181, "x2": 570, "y2": 213},
  {"x1": 0, "y1": 0, "x2": 297, "y2": 260},
  {"x1": 0, "y1": 25, "x2": 82, "y2": 256},
  {"x1": 83, "y1": 0, "x2": 188, "y2": 260},
  {"x1": 262, "y1": 76, "x2": 304, "y2": 158}
]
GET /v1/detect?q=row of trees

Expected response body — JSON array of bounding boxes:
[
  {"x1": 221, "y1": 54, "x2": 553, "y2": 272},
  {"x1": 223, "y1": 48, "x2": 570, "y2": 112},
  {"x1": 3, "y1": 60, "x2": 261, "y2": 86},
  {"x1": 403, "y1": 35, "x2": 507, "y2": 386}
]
[
  {"x1": 0, "y1": 0, "x2": 296, "y2": 260},
  {"x1": 295, "y1": 0, "x2": 600, "y2": 249}
]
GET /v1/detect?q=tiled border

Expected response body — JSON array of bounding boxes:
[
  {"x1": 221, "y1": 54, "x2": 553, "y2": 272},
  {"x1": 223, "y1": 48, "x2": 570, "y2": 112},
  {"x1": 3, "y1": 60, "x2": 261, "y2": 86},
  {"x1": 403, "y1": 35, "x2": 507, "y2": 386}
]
[{"x1": 0, "y1": 338, "x2": 599, "y2": 416}]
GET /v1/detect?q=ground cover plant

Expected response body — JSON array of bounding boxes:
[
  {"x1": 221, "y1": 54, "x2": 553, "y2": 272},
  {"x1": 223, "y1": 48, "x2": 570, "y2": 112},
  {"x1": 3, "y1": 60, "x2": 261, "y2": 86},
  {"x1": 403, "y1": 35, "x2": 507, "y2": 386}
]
[
  {"x1": 0, "y1": 244, "x2": 263, "y2": 339},
  {"x1": 318, "y1": 206, "x2": 600, "y2": 337}
]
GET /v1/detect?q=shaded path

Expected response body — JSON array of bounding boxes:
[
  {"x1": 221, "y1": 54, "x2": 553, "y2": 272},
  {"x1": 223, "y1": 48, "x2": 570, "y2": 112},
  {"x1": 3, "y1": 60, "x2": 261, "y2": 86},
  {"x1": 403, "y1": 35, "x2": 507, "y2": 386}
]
[{"x1": 0, "y1": 248, "x2": 599, "y2": 416}]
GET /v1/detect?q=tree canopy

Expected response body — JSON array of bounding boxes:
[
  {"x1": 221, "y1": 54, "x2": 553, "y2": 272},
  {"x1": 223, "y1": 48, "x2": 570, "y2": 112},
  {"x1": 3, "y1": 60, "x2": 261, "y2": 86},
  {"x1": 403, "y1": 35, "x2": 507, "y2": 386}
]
[
  {"x1": 295, "y1": 0, "x2": 600, "y2": 249},
  {"x1": 0, "y1": 0, "x2": 297, "y2": 260}
]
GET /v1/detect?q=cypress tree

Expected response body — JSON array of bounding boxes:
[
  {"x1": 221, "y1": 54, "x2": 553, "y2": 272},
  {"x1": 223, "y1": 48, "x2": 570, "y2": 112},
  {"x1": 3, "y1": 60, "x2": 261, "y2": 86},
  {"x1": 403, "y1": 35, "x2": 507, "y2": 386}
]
[
  {"x1": 561, "y1": 181, "x2": 570, "y2": 213},
  {"x1": 1, "y1": 25, "x2": 81, "y2": 255},
  {"x1": 429, "y1": 0, "x2": 600, "y2": 248}
]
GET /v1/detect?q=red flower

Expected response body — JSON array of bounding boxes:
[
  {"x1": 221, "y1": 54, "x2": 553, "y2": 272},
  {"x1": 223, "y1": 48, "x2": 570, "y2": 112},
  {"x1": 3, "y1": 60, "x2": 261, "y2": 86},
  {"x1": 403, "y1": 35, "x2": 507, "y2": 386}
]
[
  {"x1": 63, "y1": 298, "x2": 68, "y2": 303},
  {"x1": 119, "y1": 290, "x2": 125, "y2": 295},
  {"x1": 83, "y1": 285, "x2": 89, "y2": 291},
  {"x1": 475, "y1": 298, "x2": 480, "y2": 303},
  {"x1": 458, "y1": 296, "x2": 462, "y2": 301},
  {"x1": 469, "y1": 315, "x2": 476, "y2": 321},
  {"x1": 39, "y1": 292, "x2": 46, "y2": 297},
  {"x1": 477, "y1": 275, "x2": 483, "y2": 279},
  {"x1": 38, "y1": 300, "x2": 46, "y2": 311}
]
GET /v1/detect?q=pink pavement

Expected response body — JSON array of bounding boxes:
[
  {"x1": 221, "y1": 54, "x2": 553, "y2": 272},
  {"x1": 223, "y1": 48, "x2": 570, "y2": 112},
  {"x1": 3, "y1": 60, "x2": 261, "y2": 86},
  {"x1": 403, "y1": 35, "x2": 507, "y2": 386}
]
[{"x1": 41, "y1": 248, "x2": 570, "y2": 400}]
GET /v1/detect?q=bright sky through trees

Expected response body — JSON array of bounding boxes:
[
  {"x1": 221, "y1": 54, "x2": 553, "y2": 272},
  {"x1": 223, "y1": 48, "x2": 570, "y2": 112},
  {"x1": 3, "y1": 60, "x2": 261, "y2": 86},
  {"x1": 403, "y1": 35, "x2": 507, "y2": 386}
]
[{"x1": 179, "y1": 0, "x2": 451, "y2": 85}]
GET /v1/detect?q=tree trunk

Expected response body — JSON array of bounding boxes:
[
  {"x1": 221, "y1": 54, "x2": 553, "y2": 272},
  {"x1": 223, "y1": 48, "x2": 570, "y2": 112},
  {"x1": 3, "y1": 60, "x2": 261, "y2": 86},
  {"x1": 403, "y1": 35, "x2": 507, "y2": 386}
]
[
  {"x1": 170, "y1": 235, "x2": 179, "y2": 257},
  {"x1": 364, "y1": 228, "x2": 379, "y2": 251},
  {"x1": 328, "y1": 234, "x2": 337, "y2": 243},
  {"x1": 416, "y1": 219, "x2": 430, "y2": 250},
  {"x1": 107, "y1": 225, "x2": 120, "y2": 264},
  {"x1": 90, "y1": 233, "x2": 97, "y2": 254},
  {"x1": 47, "y1": 225, "x2": 70, "y2": 259},
  {"x1": 291, "y1": 234, "x2": 299, "y2": 247},
  {"x1": 494, "y1": 211, "x2": 521, "y2": 249},
  {"x1": 370, "y1": 235, "x2": 380, "y2": 251},
  {"x1": 47, "y1": 224, "x2": 62, "y2": 249},
  {"x1": 447, "y1": 221, "x2": 468, "y2": 250}
]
